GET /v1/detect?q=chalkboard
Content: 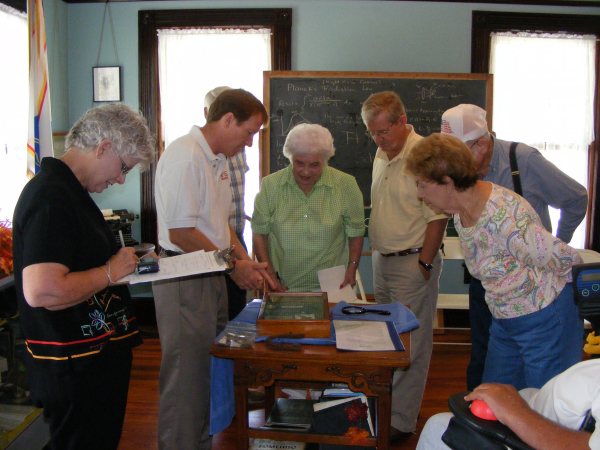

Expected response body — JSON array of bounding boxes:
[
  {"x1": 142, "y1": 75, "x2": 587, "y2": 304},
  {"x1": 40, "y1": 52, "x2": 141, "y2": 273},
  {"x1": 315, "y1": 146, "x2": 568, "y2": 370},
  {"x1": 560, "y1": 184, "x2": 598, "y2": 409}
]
[{"x1": 263, "y1": 71, "x2": 493, "y2": 205}]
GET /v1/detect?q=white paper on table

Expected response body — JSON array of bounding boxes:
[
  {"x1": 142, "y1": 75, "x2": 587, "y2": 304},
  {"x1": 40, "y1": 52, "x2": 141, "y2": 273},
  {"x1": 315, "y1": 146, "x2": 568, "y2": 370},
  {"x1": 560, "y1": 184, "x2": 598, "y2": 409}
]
[
  {"x1": 317, "y1": 265, "x2": 357, "y2": 303},
  {"x1": 333, "y1": 320, "x2": 397, "y2": 351},
  {"x1": 122, "y1": 250, "x2": 227, "y2": 284}
]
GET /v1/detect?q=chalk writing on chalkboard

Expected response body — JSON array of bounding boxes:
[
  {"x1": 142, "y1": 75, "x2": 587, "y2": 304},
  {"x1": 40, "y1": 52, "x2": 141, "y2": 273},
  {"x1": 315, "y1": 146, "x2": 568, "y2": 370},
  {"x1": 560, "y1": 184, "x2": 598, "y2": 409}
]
[{"x1": 264, "y1": 72, "x2": 492, "y2": 206}]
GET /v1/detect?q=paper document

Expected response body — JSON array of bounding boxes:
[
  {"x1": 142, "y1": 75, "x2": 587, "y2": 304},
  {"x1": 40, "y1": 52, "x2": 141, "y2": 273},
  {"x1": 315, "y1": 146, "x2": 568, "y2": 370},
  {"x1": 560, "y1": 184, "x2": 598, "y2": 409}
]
[
  {"x1": 122, "y1": 250, "x2": 227, "y2": 284},
  {"x1": 317, "y1": 265, "x2": 357, "y2": 303},
  {"x1": 333, "y1": 320, "x2": 404, "y2": 351}
]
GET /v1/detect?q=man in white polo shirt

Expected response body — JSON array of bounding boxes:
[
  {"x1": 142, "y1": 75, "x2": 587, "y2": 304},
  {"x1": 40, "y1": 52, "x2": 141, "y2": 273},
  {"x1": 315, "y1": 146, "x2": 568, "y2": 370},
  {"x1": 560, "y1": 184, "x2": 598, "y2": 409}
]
[{"x1": 153, "y1": 88, "x2": 275, "y2": 450}]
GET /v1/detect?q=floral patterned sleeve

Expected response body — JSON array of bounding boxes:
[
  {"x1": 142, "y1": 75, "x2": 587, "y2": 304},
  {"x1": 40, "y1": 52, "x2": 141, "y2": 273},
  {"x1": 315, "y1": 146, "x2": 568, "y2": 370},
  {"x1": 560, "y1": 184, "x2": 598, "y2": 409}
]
[{"x1": 505, "y1": 194, "x2": 581, "y2": 279}]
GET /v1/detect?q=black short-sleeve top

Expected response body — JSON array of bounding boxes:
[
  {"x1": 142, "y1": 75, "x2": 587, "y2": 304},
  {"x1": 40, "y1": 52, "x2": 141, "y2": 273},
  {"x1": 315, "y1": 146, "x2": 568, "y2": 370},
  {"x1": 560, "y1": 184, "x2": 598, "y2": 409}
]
[{"x1": 13, "y1": 158, "x2": 142, "y2": 366}]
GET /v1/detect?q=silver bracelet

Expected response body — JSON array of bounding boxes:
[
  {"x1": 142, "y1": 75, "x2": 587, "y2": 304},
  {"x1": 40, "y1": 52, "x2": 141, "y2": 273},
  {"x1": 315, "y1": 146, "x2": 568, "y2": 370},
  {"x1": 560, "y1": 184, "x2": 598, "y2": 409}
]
[
  {"x1": 349, "y1": 261, "x2": 359, "y2": 266},
  {"x1": 100, "y1": 261, "x2": 115, "y2": 285}
]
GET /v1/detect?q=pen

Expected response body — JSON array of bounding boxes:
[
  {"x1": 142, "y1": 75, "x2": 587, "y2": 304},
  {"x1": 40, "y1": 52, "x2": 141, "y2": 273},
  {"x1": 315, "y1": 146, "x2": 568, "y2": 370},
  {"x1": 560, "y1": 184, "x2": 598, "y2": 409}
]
[{"x1": 118, "y1": 230, "x2": 126, "y2": 248}]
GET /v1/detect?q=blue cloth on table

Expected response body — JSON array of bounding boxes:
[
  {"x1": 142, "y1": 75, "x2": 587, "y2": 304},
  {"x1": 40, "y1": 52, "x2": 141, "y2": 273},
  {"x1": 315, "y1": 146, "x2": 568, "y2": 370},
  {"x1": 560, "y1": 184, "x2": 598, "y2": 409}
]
[
  {"x1": 210, "y1": 300, "x2": 263, "y2": 435},
  {"x1": 331, "y1": 301, "x2": 420, "y2": 333},
  {"x1": 210, "y1": 299, "x2": 419, "y2": 435},
  {"x1": 210, "y1": 354, "x2": 234, "y2": 435},
  {"x1": 210, "y1": 301, "x2": 260, "y2": 435}
]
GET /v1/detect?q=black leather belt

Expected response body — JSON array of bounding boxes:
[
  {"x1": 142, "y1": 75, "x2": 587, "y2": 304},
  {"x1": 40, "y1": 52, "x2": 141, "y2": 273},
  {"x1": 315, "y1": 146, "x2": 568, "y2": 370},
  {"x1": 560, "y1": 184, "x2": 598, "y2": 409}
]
[
  {"x1": 160, "y1": 249, "x2": 184, "y2": 258},
  {"x1": 381, "y1": 248, "x2": 422, "y2": 257}
]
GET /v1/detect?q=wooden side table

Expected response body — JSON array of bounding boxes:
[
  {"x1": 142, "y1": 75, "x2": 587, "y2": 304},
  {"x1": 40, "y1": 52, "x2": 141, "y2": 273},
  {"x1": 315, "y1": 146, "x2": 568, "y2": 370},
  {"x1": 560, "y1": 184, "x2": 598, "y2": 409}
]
[{"x1": 211, "y1": 332, "x2": 410, "y2": 449}]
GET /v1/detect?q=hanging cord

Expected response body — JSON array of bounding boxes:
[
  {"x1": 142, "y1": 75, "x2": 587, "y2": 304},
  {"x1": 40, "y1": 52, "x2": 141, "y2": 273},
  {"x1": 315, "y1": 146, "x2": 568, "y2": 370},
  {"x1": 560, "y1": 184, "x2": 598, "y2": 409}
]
[{"x1": 95, "y1": 0, "x2": 120, "y2": 67}]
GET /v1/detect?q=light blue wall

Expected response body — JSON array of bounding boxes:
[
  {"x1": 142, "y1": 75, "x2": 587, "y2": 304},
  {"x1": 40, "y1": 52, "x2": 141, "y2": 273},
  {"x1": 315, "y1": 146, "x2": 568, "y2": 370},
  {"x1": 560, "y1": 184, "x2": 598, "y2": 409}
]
[
  {"x1": 43, "y1": 0, "x2": 600, "y2": 239},
  {"x1": 42, "y1": 0, "x2": 600, "y2": 295}
]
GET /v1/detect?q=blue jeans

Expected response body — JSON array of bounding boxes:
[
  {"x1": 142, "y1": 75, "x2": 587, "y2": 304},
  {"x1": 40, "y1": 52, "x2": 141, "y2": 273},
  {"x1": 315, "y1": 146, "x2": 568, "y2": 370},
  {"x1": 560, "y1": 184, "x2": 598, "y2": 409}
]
[{"x1": 482, "y1": 283, "x2": 583, "y2": 390}]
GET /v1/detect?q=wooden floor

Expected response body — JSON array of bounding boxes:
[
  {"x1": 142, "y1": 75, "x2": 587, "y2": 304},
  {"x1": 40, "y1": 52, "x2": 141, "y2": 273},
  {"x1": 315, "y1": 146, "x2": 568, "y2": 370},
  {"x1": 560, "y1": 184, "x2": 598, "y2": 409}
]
[{"x1": 117, "y1": 329, "x2": 471, "y2": 450}]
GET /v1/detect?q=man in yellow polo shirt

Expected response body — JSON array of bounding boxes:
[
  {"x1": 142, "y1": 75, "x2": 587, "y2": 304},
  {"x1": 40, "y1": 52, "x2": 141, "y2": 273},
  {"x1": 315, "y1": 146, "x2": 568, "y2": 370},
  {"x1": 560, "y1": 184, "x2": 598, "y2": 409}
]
[{"x1": 361, "y1": 91, "x2": 448, "y2": 442}]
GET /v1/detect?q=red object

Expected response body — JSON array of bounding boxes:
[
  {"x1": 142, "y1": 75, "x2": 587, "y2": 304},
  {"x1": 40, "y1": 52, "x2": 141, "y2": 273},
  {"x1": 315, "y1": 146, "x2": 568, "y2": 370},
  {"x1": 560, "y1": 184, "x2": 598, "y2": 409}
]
[
  {"x1": 344, "y1": 399, "x2": 368, "y2": 422},
  {"x1": 344, "y1": 426, "x2": 369, "y2": 445},
  {"x1": 471, "y1": 399, "x2": 498, "y2": 421}
]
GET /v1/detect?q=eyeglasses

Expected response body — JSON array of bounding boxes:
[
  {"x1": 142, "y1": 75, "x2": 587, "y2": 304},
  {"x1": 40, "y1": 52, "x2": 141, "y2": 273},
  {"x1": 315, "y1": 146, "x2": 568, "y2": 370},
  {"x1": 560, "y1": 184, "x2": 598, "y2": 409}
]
[
  {"x1": 365, "y1": 121, "x2": 398, "y2": 139},
  {"x1": 113, "y1": 150, "x2": 133, "y2": 175},
  {"x1": 468, "y1": 139, "x2": 481, "y2": 150}
]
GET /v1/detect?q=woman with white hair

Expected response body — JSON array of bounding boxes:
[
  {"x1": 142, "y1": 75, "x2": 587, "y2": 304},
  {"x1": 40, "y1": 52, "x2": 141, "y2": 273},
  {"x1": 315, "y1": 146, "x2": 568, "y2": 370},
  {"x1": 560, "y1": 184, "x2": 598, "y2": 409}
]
[
  {"x1": 13, "y1": 103, "x2": 156, "y2": 449},
  {"x1": 252, "y1": 123, "x2": 365, "y2": 292}
]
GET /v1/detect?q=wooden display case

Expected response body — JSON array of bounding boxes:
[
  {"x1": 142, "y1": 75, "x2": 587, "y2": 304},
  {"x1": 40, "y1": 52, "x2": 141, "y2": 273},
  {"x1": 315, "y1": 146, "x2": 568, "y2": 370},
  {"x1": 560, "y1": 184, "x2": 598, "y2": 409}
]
[{"x1": 256, "y1": 292, "x2": 330, "y2": 338}]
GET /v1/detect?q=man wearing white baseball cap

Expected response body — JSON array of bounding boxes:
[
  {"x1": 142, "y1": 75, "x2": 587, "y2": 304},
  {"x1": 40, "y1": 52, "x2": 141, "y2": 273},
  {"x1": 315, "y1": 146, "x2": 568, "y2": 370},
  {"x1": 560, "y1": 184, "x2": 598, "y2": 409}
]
[{"x1": 440, "y1": 103, "x2": 588, "y2": 391}]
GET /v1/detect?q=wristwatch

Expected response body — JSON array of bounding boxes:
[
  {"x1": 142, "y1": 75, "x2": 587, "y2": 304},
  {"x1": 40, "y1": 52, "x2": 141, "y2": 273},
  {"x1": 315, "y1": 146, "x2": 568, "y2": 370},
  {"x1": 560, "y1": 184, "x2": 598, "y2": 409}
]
[
  {"x1": 225, "y1": 259, "x2": 236, "y2": 275},
  {"x1": 418, "y1": 260, "x2": 433, "y2": 272}
]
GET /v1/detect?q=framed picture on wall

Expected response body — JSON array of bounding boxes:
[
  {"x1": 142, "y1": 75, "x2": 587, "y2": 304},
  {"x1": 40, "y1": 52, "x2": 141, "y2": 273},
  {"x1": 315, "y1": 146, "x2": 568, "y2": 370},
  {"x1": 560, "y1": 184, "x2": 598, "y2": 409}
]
[{"x1": 93, "y1": 66, "x2": 121, "y2": 102}]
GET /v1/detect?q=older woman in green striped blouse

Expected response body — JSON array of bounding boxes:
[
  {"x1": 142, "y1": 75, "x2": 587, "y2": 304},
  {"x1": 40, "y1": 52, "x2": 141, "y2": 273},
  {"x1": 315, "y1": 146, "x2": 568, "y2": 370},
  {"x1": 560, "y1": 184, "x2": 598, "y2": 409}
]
[{"x1": 252, "y1": 123, "x2": 365, "y2": 292}]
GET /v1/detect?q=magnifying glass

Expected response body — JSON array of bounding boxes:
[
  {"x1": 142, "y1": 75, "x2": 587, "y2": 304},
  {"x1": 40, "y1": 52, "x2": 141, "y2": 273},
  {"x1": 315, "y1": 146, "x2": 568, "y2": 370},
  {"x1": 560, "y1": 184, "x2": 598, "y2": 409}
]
[{"x1": 341, "y1": 306, "x2": 391, "y2": 316}]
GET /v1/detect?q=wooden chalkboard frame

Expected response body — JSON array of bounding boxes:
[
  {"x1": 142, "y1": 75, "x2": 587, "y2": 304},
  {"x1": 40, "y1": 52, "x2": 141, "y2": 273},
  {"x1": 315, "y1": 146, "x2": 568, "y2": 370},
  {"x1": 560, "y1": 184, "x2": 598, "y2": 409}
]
[{"x1": 261, "y1": 71, "x2": 493, "y2": 205}]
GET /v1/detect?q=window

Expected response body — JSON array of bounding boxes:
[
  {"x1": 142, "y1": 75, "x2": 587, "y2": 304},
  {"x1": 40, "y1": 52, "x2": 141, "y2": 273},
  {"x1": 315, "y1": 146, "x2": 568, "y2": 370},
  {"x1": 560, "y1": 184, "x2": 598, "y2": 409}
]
[
  {"x1": 472, "y1": 11, "x2": 600, "y2": 250},
  {"x1": 138, "y1": 8, "x2": 292, "y2": 247},
  {"x1": 489, "y1": 31, "x2": 595, "y2": 249},
  {"x1": 0, "y1": 3, "x2": 28, "y2": 223},
  {"x1": 157, "y1": 27, "x2": 272, "y2": 251}
]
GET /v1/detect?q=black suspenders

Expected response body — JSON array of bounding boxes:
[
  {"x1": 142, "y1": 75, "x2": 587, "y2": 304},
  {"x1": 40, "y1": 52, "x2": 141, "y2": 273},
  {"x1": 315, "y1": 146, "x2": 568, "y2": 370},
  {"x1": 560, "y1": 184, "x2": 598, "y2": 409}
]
[{"x1": 509, "y1": 142, "x2": 523, "y2": 197}]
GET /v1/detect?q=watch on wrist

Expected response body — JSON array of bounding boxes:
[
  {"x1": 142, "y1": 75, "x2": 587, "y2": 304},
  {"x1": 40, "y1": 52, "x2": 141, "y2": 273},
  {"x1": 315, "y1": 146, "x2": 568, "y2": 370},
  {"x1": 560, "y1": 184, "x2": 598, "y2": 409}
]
[
  {"x1": 225, "y1": 259, "x2": 237, "y2": 275},
  {"x1": 418, "y1": 259, "x2": 433, "y2": 272}
]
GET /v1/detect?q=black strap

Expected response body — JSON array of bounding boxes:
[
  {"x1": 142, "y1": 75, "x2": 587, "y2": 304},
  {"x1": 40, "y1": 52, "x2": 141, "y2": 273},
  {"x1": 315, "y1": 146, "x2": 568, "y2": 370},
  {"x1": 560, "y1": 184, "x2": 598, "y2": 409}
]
[
  {"x1": 509, "y1": 142, "x2": 523, "y2": 197},
  {"x1": 580, "y1": 409, "x2": 596, "y2": 433}
]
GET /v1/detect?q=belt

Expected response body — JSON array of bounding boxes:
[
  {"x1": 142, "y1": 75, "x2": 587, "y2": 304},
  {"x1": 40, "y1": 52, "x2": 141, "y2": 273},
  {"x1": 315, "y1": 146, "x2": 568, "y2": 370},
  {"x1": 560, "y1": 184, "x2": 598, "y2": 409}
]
[
  {"x1": 380, "y1": 248, "x2": 422, "y2": 257},
  {"x1": 160, "y1": 249, "x2": 184, "y2": 258}
]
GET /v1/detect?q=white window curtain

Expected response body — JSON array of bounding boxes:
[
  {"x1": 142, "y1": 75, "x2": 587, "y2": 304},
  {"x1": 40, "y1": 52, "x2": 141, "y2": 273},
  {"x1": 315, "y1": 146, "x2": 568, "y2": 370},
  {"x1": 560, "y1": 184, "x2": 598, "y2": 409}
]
[
  {"x1": 158, "y1": 28, "x2": 271, "y2": 149},
  {"x1": 157, "y1": 27, "x2": 272, "y2": 253},
  {"x1": 490, "y1": 32, "x2": 596, "y2": 249},
  {"x1": 0, "y1": 4, "x2": 28, "y2": 222}
]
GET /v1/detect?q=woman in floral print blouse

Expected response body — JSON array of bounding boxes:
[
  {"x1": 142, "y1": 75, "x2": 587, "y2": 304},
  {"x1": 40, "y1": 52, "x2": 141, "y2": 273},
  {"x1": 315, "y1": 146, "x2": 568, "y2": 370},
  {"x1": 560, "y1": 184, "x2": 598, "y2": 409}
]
[{"x1": 405, "y1": 132, "x2": 583, "y2": 391}]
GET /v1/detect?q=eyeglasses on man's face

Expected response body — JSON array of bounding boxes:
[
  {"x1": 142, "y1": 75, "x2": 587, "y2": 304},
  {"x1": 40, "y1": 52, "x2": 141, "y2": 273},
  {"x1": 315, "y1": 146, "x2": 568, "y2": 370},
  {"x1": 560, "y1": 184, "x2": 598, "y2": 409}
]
[
  {"x1": 365, "y1": 121, "x2": 398, "y2": 139},
  {"x1": 468, "y1": 139, "x2": 481, "y2": 150}
]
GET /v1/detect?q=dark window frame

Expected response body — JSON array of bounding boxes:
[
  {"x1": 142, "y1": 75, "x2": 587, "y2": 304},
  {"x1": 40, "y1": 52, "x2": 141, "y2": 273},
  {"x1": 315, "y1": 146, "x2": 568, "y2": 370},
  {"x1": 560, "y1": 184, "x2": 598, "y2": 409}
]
[
  {"x1": 1, "y1": 0, "x2": 25, "y2": 13},
  {"x1": 472, "y1": 10, "x2": 600, "y2": 250},
  {"x1": 138, "y1": 8, "x2": 292, "y2": 246}
]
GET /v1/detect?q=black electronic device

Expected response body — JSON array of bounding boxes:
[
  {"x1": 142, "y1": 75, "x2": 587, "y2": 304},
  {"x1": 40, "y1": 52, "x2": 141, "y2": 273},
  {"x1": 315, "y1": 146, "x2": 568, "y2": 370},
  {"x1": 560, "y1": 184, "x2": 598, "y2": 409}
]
[
  {"x1": 137, "y1": 257, "x2": 159, "y2": 274},
  {"x1": 572, "y1": 262, "x2": 600, "y2": 334}
]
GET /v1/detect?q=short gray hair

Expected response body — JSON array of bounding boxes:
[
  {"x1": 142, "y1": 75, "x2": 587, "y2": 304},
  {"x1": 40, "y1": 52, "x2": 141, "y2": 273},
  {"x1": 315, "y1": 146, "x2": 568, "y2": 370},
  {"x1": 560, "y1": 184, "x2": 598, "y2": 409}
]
[
  {"x1": 65, "y1": 103, "x2": 156, "y2": 172},
  {"x1": 361, "y1": 91, "x2": 406, "y2": 125},
  {"x1": 282, "y1": 123, "x2": 335, "y2": 161}
]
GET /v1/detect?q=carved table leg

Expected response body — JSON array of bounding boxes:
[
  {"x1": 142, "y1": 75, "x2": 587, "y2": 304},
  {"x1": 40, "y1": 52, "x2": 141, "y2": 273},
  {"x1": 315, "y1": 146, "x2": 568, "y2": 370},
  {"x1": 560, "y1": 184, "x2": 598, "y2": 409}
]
[
  {"x1": 377, "y1": 383, "x2": 391, "y2": 450},
  {"x1": 234, "y1": 383, "x2": 249, "y2": 450}
]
